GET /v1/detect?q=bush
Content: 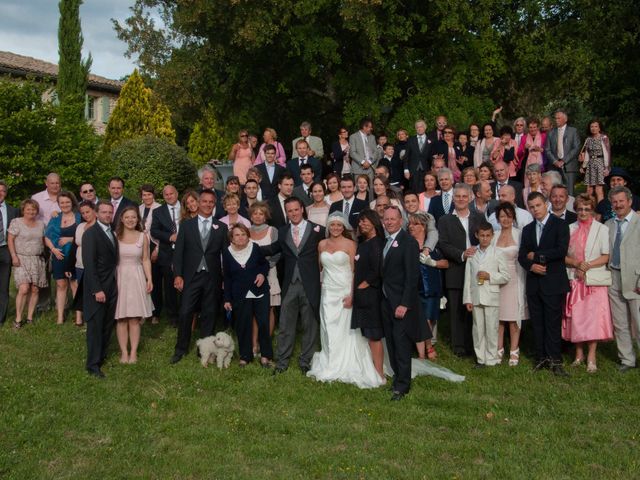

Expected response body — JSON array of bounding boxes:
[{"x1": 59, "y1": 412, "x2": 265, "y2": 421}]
[{"x1": 111, "y1": 136, "x2": 199, "y2": 198}]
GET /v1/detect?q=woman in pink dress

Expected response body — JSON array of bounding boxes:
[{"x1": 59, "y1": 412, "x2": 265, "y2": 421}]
[
  {"x1": 563, "y1": 194, "x2": 613, "y2": 373},
  {"x1": 228, "y1": 129, "x2": 255, "y2": 185},
  {"x1": 114, "y1": 206, "x2": 153, "y2": 364}
]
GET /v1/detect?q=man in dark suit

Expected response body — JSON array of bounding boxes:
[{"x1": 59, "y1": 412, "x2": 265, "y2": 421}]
[
  {"x1": 292, "y1": 164, "x2": 315, "y2": 207},
  {"x1": 544, "y1": 110, "x2": 581, "y2": 196},
  {"x1": 108, "y1": 176, "x2": 137, "y2": 229},
  {"x1": 438, "y1": 183, "x2": 484, "y2": 357},
  {"x1": 78, "y1": 201, "x2": 118, "y2": 378},
  {"x1": 328, "y1": 176, "x2": 368, "y2": 229},
  {"x1": 286, "y1": 139, "x2": 322, "y2": 186},
  {"x1": 428, "y1": 168, "x2": 455, "y2": 223},
  {"x1": 256, "y1": 145, "x2": 286, "y2": 200},
  {"x1": 491, "y1": 161, "x2": 525, "y2": 209},
  {"x1": 170, "y1": 189, "x2": 229, "y2": 364},
  {"x1": 273, "y1": 197, "x2": 325, "y2": 374},
  {"x1": 518, "y1": 192, "x2": 570, "y2": 376},
  {"x1": 0, "y1": 180, "x2": 20, "y2": 325},
  {"x1": 403, "y1": 120, "x2": 433, "y2": 193},
  {"x1": 428, "y1": 115, "x2": 448, "y2": 143},
  {"x1": 267, "y1": 173, "x2": 295, "y2": 229},
  {"x1": 197, "y1": 165, "x2": 226, "y2": 218},
  {"x1": 381, "y1": 205, "x2": 426, "y2": 400},
  {"x1": 150, "y1": 185, "x2": 181, "y2": 326},
  {"x1": 549, "y1": 185, "x2": 577, "y2": 224}
]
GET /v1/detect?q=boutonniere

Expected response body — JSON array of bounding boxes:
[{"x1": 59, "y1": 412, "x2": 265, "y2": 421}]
[
  {"x1": 355, "y1": 254, "x2": 360, "y2": 261},
  {"x1": 392, "y1": 240, "x2": 399, "y2": 248},
  {"x1": 240, "y1": 264, "x2": 246, "y2": 269},
  {"x1": 427, "y1": 139, "x2": 431, "y2": 143},
  {"x1": 314, "y1": 225, "x2": 320, "y2": 232},
  {"x1": 212, "y1": 224, "x2": 219, "y2": 230}
]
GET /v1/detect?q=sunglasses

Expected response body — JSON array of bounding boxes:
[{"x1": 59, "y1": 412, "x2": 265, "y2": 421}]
[
  {"x1": 82, "y1": 189, "x2": 95, "y2": 194},
  {"x1": 239, "y1": 134, "x2": 248, "y2": 138}
]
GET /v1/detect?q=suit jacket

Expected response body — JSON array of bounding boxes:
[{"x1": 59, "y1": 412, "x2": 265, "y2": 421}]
[
  {"x1": 349, "y1": 131, "x2": 381, "y2": 177},
  {"x1": 518, "y1": 214, "x2": 570, "y2": 295},
  {"x1": 463, "y1": 245, "x2": 510, "y2": 307},
  {"x1": 3, "y1": 204, "x2": 19, "y2": 233},
  {"x1": 404, "y1": 135, "x2": 433, "y2": 175},
  {"x1": 222, "y1": 243, "x2": 270, "y2": 302},
  {"x1": 172, "y1": 216, "x2": 228, "y2": 287},
  {"x1": 291, "y1": 135, "x2": 324, "y2": 160},
  {"x1": 278, "y1": 221, "x2": 325, "y2": 315},
  {"x1": 286, "y1": 157, "x2": 322, "y2": 186},
  {"x1": 111, "y1": 197, "x2": 137, "y2": 229},
  {"x1": 150, "y1": 203, "x2": 179, "y2": 267},
  {"x1": 328, "y1": 197, "x2": 368, "y2": 229},
  {"x1": 437, "y1": 211, "x2": 484, "y2": 288},
  {"x1": 381, "y1": 228, "x2": 425, "y2": 341},
  {"x1": 267, "y1": 195, "x2": 288, "y2": 229},
  {"x1": 77, "y1": 223, "x2": 118, "y2": 319},
  {"x1": 256, "y1": 163, "x2": 286, "y2": 200},
  {"x1": 428, "y1": 191, "x2": 455, "y2": 223},
  {"x1": 292, "y1": 185, "x2": 314, "y2": 207},
  {"x1": 470, "y1": 199, "x2": 499, "y2": 218},
  {"x1": 492, "y1": 180, "x2": 525, "y2": 209},
  {"x1": 606, "y1": 212, "x2": 640, "y2": 299},
  {"x1": 544, "y1": 125, "x2": 581, "y2": 173},
  {"x1": 555, "y1": 210, "x2": 578, "y2": 225}
]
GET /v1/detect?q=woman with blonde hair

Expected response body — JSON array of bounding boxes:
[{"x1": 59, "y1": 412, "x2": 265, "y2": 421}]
[{"x1": 255, "y1": 128, "x2": 286, "y2": 166}]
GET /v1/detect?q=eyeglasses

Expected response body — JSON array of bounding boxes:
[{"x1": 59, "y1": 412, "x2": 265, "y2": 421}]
[
  {"x1": 82, "y1": 189, "x2": 94, "y2": 194},
  {"x1": 576, "y1": 207, "x2": 592, "y2": 212},
  {"x1": 239, "y1": 134, "x2": 248, "y2": 138},
  {"x1": 444, "y1": 130, "x2": 454, "y2": 134}
]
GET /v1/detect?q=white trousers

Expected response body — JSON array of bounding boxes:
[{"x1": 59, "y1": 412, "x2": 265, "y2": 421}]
[{"x1": 472, "y1": 305, "x2": 500, "y2": 365}]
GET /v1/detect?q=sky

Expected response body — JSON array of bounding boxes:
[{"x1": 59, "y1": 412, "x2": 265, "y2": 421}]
[{"x1": 0, "y1": 0, "x2": 139, "y2": 80}]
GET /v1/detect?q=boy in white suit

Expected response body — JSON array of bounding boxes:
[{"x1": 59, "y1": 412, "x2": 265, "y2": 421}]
[{"x1": 463, "y1": 222, "x2": 510, "y2": 367}]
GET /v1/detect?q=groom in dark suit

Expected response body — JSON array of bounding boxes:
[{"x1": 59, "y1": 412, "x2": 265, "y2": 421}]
[
  {"x1": 381, "y1": 205, "x2": 426, "y2": 400},
  {"x1": 170, "y1": 189, "x2": 229, "y2": 364},
  {"x1": 273, "y1": 197, "x2": 325, "y2": 374},
  {"x1": 77, "y1": 201, "x2": 118, "y2": 378},
  {"x1": 518, "y1": 191, "x2": 570, "y2": 376}
]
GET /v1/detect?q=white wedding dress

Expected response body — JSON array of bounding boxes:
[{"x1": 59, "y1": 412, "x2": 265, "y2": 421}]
[{"x1": 307, "y1": 251, "x2": 385, "y2": 389}]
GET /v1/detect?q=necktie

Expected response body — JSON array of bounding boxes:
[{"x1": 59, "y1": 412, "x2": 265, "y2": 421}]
[
  {"x1": 112, "y1": 200, "x2": 118, "y2": 210},
  {"x1": 293, "y1": 225, "x2": 300, "y2": 247},
  {"x1": 170, "y1": 206, "x2": 177, "y2": 233},
  {"x1": 383, "y1": 235, "x2": 394, "y2": 258},
  {"x1": 200, "y1": 219, "x2": 209, "y2": 240},
  {"x1": 497, "y1": 182, "x2": 505, "y2": 195},
  {"x1": 0, "y1": 206, "x2": 5, "y2": 245},
  {"x1": 557, "y1": 128, "x2": 564, "y2": 158},
  {"x1": 536, "y1": 221, "x2": 544, "y2": 245},
  {"x1": 418, "y1": 135, "x2": 424, "y2": 150},
  {"x1": 443, "y1": 192, "x2": 451, "y2": 213},
  {"x1": 105, "y1": 226, "x2": 115, "y2": 246},
  {"x1": 611, "y1": 219, "x2": 625, "y2": 268},
  {"x1": 344, "y1": 201, "x2": 350, "y2": 218}
]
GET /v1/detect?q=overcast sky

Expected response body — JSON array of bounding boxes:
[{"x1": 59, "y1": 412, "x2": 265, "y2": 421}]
[{"x1": 0, "y1": 0, "x2": 138, "y2": 80}]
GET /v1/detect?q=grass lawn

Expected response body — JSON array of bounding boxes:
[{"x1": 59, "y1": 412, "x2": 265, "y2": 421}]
[{"x1": 1, "y1": 299, "x2": 639, "y2": 479}]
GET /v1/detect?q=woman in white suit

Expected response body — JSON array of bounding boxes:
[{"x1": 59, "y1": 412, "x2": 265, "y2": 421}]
[
  {"x1": 492, "y1": 203, "x2": 529, "y2": 366},
  {"x1": 563, "y1": 194, "x2": 613, "y2": 372}
]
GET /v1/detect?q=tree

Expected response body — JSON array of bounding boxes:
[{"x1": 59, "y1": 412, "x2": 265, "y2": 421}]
[
  {"x1": 104, "y1": 69, "x2": 176, "y2": 150},
  {"x1": 188, "y1": 107, "x2": 233, "y2": 166},
  {"x1": 57, "y1": 0, "x2": 92, "y2": 118}
]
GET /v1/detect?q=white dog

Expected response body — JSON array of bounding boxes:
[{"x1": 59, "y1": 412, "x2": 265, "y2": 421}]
[{"x1": 196, "y1": 332, "x2": 235, "y2": 369}]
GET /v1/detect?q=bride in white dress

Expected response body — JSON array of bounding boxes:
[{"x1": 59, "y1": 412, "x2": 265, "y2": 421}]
[{"x1": 307, "y1": 213, "x2": 386, "y2": 389}]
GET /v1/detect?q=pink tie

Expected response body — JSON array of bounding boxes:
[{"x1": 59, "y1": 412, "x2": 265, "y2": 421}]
[
  {"x1": 112, "y1": 200, "x2": 117, "y2": 209},
  {"x1": 293, "y1": 225, "x2": 300, "y2": 247}
]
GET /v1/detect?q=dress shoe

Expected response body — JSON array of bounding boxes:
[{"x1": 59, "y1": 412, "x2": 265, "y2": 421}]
[
  {"x1": 300, "y1": 366, "x2": 310, "y2": 375},
  {"x1": 272, "y1": 367, "x2": 287, "y2": 376},
  {"x1": 618, "y1": 364, "x2": 636, "y2": 373},
  {"x1": 550, "y1": 363, "x2": 569, "y2": 377},
  {"x1": 391, "y1": 391, "x2": 405, "y2": 401},
  {"x1": 170, "y1": 353, "x2": 184, "y2": 365},
  {"x1": 532, "y1": 359, "x2": 549, "y2": 372},
  {"x1": 88, "y1": 369, "x2": 105, "y2": 379}
]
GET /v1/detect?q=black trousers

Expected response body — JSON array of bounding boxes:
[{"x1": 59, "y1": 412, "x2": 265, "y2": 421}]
[
  {"x1": 382, "y1": 298, "x2": 413, "y2": 394},
  {"x1": 153, "y1": 263, "x2": 178, "y2": 323},
  {"x1": 0, "y1": 247, "x2": 10, "y2": 324},
  {"x1": 233, "y1": 295, "x2": 272, "y2": 362},
  {"x1": 527, "y1": 291, "x2": 564, "y2": 362},
  {"x1": 410, "y1": 169, "x2": 426, "y2": 194},
  {"x1": 175, "y1": 271, "x2": 220, "y2": 355},
  {"x1": 85, "y1": 297, "x2": 117, "y2": 372},
  {"x1": 447, "y1": 288, "x2": 473, "y2": 355}
]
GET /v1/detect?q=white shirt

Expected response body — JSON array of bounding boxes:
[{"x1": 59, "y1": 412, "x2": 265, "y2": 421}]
[
  {"x1": 615, "y1": 210, "x2": 635, "y2": 238},
  {"x1": 536, "y1": 212, "x2": 551, "y2": 244},
  {"x1": 360, "y1": 131, "x2": 370, "y2": 164},
  {"x1": 167, "y1": 201, "x2": 181, "y2": 232},
  {"x1": 0, "y1": 201, "x2": 7, "y2": 245},
  {"x1": 453, "y1": 209, "x2": 471, "y2": 249},
  {"x1": 557, "y1": 125, "x2": 566, "y2": 158}
]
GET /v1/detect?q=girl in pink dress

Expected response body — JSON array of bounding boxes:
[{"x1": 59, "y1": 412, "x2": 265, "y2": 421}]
[
  {"x1": 115, "y1": 207, "x2": 154, "y2": 364},
  {"x1": 229, "y1": 129, "x2": 255, "y2": 185},
  {"x1": 562, "y1": 194, "x2": 613, "y2": 373}
]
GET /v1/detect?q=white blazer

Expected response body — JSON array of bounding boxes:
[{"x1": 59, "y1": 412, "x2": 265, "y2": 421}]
[
  {"x1": 491, "y1": 227, "x2": 529, "y2": 320},
  {"x1": 566, "y1": 220, "x2": 609, "y2": 281},
  {"x1": 463, "y1": 245, "x2": 510, "y2": 307}
]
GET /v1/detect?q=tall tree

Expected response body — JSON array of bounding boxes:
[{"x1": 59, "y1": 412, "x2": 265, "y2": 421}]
[{"x1": 57, "y1": 0, "x2": 92, "y2": 117}]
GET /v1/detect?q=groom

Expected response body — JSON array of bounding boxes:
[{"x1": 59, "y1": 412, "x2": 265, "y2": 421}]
[
  {"x1": 274, "y1": 197, "x2": 325, "y2": 374},
  {"x1": 381, "y1": 205, "x2": 425, "y2": 400}
]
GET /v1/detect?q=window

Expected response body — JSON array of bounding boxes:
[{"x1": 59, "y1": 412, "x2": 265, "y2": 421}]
[{"x1": 86, "y1": 96, "x2": 96, "y2": 120}]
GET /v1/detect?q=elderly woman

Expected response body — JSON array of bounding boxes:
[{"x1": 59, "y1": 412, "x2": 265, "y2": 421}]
[
  {"x1": 45, "y1": 191, "x2": 81, "y2": 325},
  {"x1": 462, "y1": 167, "x2": 479, "y2": 186},
  {"x1": 580, "y1": 120, "x2": 611, "y2": 204},
  {"x1": 220, "y1": 193, "x2": 251, "y2": 228},
  {"x1": 478, "y1": 161, "x2": 495, "y2": 182},
  {"x1": 563, "y1": 194, "x2": 612, "y2": 373},
  {"x1": 255, "y1": 128, "x2": 286, "y2": 166},
  {"x1": 523, "y1": 163, "x2": 544, "y2": 204},
  {"x1": 223, "y1": 223, "x2": 272, "y2": 367},
  {"x1": 228, "y1": 129, "x2": 255, "y2": 185},
  {"x1": 407, "y1": 212, "x2": 449, "y2": 360},
  {"x1": 492, "y1": 203, "x2": 528, "y2": 366},
  {"x1": 7, "y1": 199, "x2": 47, "y2": 328}
]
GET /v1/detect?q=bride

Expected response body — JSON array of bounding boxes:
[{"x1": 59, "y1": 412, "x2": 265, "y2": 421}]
[{"x1": 307, "y1": 213, "x2": 385, "y2": 388}]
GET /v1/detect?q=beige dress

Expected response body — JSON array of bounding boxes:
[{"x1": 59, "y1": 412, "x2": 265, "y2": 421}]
[
  {"x1": 115, "y1": 233, "x2": 154, "y2": 319},
  {"x1": 8, "y1": 218, "x2": 47, "y2": 287}
]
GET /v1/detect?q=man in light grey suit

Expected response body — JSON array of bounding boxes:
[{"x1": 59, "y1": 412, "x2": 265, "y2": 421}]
[
  {"x1": 349, "y1": 117, "x2": 382, "y2": 183},
  {"x1": 544, "y1": 110, "x2": 580, "y2": 196},
  {"x1": 291, "y1": 121, "x2": 324, "y2": 161},
  {"x1": 606, "y1": 186, "x2": 640, "y2": 372}
]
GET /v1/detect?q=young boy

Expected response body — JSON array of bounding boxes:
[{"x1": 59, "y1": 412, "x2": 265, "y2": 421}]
[{"x1": 463, "y1": 222, "x2": 510, "y2": 367}]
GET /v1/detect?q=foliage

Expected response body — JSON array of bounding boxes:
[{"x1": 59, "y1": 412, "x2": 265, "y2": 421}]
[
  {"x1": 187, "y1": 107, "x2": 233, "y2": 166},
  {"x1": 57, "y1": 0, "x2": 92, "y2": 119},
  {"x1": 104, "y1": 70, "x2": 176, "y2": 151},
  {"x1": 110, "y1": 136, "x2": 198, "y2": 197},
  {"x1": 0, "y1": 79, "x2": 102, "y2": 202}
]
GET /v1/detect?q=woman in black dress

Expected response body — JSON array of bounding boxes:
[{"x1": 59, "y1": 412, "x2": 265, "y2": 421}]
[{"x1": 351, "y1": 209, "x2": 385, "y2": 378}]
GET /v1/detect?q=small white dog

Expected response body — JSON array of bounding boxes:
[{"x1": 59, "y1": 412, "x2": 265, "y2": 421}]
[{"x1": 196, "y1": 332, "x2": 235, "y2": 369}]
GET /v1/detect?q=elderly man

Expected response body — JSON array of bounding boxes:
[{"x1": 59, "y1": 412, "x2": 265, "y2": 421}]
[
  {"x1": 487, "y1": 184, "x2": 533, "y2": 231},
  {"x1": 544, "y1": 110, "x2": 580, "y2": 196},
  {"x1": 606, "y1": 186, "x2": 640, "y2": 372},
  {"x1": 291, "y1": 121, "x2": 324, "y2": 160},
  {"x1": 197, "y1": 165, "x2": 225, "y2": 218},
  {"x1": 549, "y1": 185, "x2": 577, "y2": 224},
  {"x1": 404, "y1": 119, "x2": 434, "y2": 193},
  {"x1": 79, "y1": 183, "x2": 98, "y2": 204},
  {"x1": 428, "y1": 168, "x2": 455, "y2": 223},
  {"x1": 596, "y1": 167, "x2": 640, "y2": 222},
  {"x1": 31, "y1": 172, "x2": 62, "y2": 225},
  {"x1": 438, "y1": 183, "x2": 484, "y2": 357},
  {"x1": 428, "y1": 115, "x2": 448, "y2": 143},
  {"x1": 349, "y1": 117, "x2": 381, "y2": 184},
  {"x1": 541, "y1": 170, "x2": 575, "y2": 212},
  {"x1": 491, "y1": 161, "x2": 524, "y2": 209}
]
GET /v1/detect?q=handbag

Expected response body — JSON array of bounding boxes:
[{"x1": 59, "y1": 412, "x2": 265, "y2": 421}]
[{"x1": 584, "y1": 223, "x2": 612, "y2": 286}]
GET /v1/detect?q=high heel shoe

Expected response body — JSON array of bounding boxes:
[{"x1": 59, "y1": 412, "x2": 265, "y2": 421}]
[{"x1": 508, "y1": 349, "x2": 519, "y2": 366}]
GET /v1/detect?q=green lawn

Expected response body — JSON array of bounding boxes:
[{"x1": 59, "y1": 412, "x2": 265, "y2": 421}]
[{"x1": 1, "y1": 303, "x2": 639, "y2": 479}]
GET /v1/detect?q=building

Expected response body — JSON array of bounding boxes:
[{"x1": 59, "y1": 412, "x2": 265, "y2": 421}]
[{"x1": 0, "y1": 50, "x2": 123, "y2": 134}]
